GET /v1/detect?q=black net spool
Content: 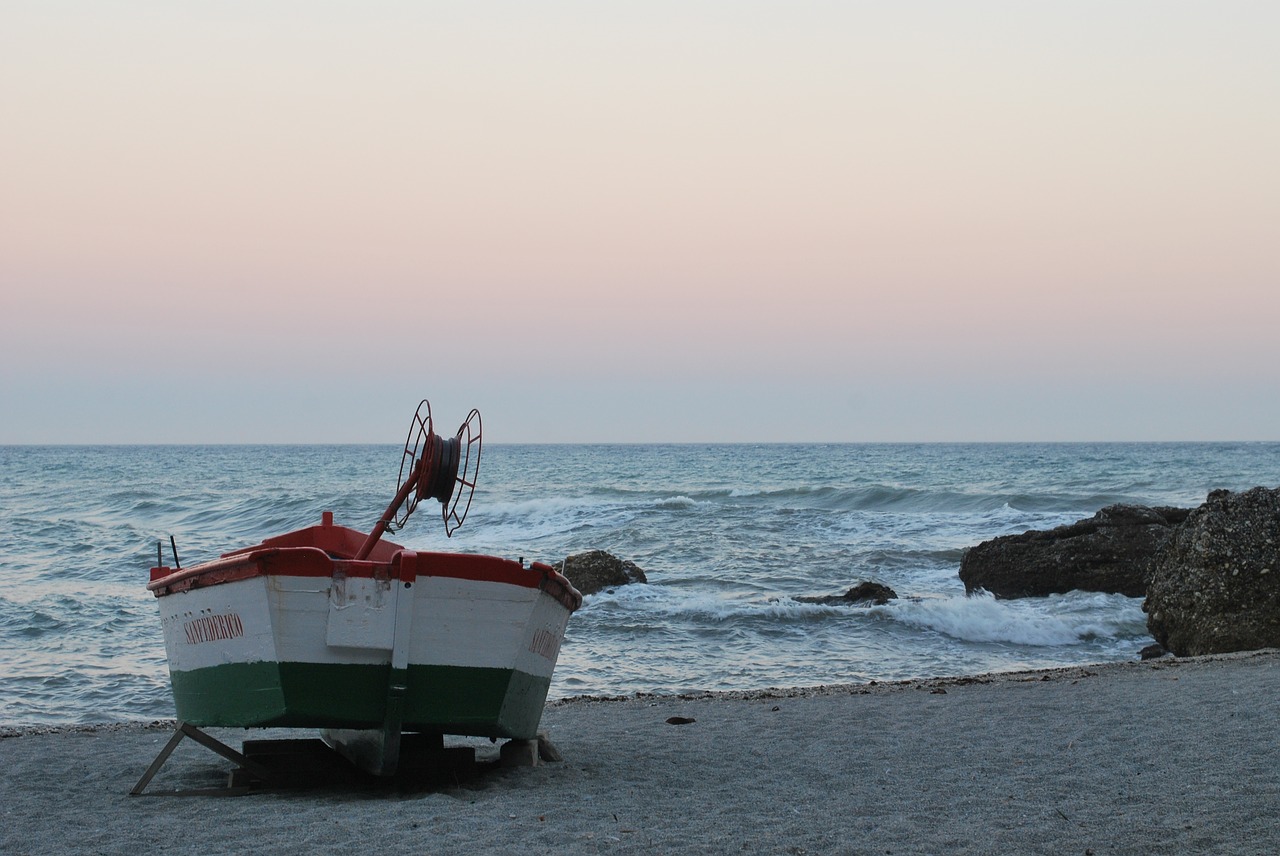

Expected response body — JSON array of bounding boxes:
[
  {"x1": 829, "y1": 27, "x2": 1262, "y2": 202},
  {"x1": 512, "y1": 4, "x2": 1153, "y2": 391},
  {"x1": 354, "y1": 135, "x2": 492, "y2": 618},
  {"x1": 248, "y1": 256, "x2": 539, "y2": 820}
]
[{"x1": 420, "y1": 434, "x2": 460, "y2": 505}]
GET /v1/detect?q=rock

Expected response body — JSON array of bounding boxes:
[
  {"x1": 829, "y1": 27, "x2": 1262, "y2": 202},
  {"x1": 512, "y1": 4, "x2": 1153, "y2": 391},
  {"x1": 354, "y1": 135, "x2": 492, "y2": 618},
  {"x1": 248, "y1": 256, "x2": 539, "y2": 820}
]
[
  {"x1": 958, "y1": 504, "x2": 1190, "y2": 598},
  {"x1": 554, "y1": 550, "x2": 648, "y2": 596},
  {"x1": 499, "y1": 738, "x2": 539, "y2": 767},
  {"x1": 1144, "y1": 487, "x2": 1280, "y2": 656},
  {"x1": 796, "y1": 581, "x2": 898, "y2": 606},
  {"x1": 536, "y1": 733, "x2": 563, "y2": 763},
  {"x1": 1138, "y1": 643, "x2": 1169, "y2": 661}
]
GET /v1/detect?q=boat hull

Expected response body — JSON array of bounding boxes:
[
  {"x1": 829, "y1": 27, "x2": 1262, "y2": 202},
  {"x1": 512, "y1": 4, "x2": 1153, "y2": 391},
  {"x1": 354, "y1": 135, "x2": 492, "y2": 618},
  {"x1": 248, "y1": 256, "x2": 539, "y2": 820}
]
[
  {"x1": 167, "y1": 661, "x2": 554, "y2": 737},
  {"x1": 151, "y1": 538, "x2": 580, "y2": 754}
]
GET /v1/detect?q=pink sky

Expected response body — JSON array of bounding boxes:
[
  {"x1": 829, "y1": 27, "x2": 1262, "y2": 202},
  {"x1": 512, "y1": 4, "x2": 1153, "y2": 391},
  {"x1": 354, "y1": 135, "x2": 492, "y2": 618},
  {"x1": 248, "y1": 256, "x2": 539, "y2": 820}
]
[{"x1": 2, "y1": 2, "x2": 1277, "y2": 442}]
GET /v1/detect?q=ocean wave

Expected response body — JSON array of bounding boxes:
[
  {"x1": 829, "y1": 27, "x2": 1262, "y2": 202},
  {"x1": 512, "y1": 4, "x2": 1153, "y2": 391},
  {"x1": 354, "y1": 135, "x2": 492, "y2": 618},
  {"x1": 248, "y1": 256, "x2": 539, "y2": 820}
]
[
  {"x1": 673, "y1": 484, "x2": 1146, "y2": 516},
  {"x1": 579, "y1": 584, "x2": 847, "y2": 623},
  {"x1": 448, "y1": 493, "x2": 718, "y2": 549},
  {"x1": 882, "y1": 591, "x2": 1148, "y2": 647},
  {"x1": 452, "y1": 496, "x2": 627, "y2": 543},
  {"x1": 576, "y1": 583, "x2": 1149, "y2": 645},
  {"x1": 0, "y1": 607, "x2": 66, "y2": 638},
  {"x1": 651, "y1": 495, "x2": 706, "y2": 509}
]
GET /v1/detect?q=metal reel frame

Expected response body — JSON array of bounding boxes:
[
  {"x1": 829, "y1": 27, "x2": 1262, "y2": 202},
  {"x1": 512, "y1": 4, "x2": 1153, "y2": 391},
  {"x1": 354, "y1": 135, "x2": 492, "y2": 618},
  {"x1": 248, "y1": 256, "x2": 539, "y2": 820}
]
[
  {"x1": 443, "y1": 408, "x2": 482, "y2": 537},
  {"x1": 392, "y1": 400, "x2": 436, "y2": 531}
]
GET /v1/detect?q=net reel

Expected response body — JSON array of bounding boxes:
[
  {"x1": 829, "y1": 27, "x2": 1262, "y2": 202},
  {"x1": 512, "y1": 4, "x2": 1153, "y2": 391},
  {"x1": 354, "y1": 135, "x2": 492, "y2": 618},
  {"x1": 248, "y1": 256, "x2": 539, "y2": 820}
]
[
  {"x1": 355, "y1": 400, "x2": 483, "y2": 559},
  {"x1": 441, "y1": 407, "x2": 482, "y2": 536}
]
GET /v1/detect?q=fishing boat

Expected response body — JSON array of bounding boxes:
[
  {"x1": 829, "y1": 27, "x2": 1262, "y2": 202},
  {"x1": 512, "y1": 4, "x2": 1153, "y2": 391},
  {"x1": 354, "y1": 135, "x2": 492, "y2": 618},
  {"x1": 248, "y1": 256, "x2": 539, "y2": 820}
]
[{"x1": 144, "y1": 401, "x2": 582, "y2": 778}]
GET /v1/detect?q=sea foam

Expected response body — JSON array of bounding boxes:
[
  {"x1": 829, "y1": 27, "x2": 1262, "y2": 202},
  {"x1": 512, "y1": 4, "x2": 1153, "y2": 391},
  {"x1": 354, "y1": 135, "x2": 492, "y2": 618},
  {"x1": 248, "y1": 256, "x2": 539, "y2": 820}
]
[{"x1": 884, "y1": 591, "x2": 1148, "y2": 647}]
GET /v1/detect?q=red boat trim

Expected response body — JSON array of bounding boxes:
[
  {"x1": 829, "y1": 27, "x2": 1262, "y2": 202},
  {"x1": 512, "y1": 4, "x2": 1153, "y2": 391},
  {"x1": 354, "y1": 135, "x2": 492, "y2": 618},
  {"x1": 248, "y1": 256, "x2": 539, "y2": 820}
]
[
  {"x1": 149, "y1": 548, "x2": 582, "y2": 612},
  {"x1": 219, "y1": 517, "x2": 403, "y2": 563},
  {"x1": 148, "y1": 551, "x2": 290, "y2": 596},
  {"x1": 531, "y1": 561, "x2": 585, "y2": 612}
]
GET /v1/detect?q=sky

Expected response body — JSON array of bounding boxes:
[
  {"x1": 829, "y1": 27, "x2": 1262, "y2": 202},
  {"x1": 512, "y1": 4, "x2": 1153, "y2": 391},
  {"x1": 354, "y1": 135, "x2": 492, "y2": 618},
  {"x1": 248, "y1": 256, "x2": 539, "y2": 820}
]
[{"x1": 2, "y1": 1, "x2": 1277, "y2": 443}]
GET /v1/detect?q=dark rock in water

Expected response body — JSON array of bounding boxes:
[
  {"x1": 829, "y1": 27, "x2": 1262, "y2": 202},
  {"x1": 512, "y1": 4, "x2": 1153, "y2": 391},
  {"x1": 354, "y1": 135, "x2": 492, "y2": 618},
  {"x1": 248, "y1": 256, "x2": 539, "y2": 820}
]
[
  {"x1": 796, "y1": 581, "x2": 898, "y2": 606},
  {"x1": 1144, "y1": 487, "x2": 1280, "y2": 656},
  {"x1": 554, "y1": 550, "x2": 648, "y2": 596},
  {"x1": 958, "y1": 504, "x2": 1190, "y2": 598}
]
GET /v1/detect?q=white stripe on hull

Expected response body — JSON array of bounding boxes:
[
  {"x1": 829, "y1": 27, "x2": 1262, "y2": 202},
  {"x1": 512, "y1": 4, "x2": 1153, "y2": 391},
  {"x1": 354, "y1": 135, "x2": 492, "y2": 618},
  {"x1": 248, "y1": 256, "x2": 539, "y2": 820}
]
[{"x1": 160, "y1": 574, "x2": 571, "y2": 678}]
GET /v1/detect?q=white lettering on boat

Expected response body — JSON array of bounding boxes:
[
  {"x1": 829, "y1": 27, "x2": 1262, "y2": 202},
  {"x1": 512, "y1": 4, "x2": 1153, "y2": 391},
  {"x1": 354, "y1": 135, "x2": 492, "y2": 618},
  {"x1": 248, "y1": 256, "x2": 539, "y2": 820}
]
[
  {"x1": 184, "y1": 613, "x2": 245, "y2": 645},
  {"x1": 528, "y1": 628, "x2": 560, "y2": 661}
]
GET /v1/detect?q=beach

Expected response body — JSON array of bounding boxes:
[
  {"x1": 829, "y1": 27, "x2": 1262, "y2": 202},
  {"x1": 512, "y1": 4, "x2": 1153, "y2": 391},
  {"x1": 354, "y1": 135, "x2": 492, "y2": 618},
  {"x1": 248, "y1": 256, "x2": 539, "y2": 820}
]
[{"x1": 2, "y1": 650, "x2": 1277, "y2": 855}]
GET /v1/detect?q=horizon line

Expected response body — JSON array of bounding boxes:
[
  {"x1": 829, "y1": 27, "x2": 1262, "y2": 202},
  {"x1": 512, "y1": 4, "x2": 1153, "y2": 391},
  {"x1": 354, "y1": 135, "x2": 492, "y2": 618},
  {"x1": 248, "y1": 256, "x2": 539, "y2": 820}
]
[{"x1": 4, "y1": 439, "x2": 1278, "y2": 448}]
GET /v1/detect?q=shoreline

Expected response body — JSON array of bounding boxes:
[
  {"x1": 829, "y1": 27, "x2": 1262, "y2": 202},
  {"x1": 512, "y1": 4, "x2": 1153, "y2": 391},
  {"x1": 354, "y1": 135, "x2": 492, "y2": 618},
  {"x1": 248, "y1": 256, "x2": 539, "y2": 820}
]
[
  {"x1": 3, "y1": 650, "x2": 1277, "y2": 854},
  {"x1": 1, "y1": 649, "x2": 1274, "y2": 737}
]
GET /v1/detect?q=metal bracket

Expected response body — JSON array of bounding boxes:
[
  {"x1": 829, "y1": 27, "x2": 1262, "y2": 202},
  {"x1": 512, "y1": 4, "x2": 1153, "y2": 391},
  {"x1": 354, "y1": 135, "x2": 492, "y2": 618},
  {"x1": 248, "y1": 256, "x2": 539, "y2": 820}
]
[
  {"x1": 129, "y1": 721, "x2": 276, "y2": 796},
  {"x1": 319, "y1": 555, "x2": 420, "y2": 776}
]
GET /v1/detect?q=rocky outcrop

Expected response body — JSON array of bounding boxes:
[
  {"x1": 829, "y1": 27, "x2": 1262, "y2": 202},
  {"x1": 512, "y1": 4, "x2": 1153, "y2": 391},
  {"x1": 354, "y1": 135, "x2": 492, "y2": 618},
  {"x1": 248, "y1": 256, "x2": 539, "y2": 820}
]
[
  {"x1": 958, "y1": 504, "x2": 1190, "y2": 598},
  {"x1": 554, "y1": 550, "x2": 648, "y2": 596},
  {"x1": 796, "y1": 581, "x2": 898, "y2": 606},
  {"x1": 1144, "y1": 487, "x2": 1280, "y2": 656}
]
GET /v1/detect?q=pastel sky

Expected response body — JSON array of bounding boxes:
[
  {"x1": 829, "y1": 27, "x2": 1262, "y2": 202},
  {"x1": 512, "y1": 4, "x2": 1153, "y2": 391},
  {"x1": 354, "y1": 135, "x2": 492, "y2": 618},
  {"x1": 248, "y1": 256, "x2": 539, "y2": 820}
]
[{"x1": 2, "y1": 2, "x2": 1277, "y2": 443}]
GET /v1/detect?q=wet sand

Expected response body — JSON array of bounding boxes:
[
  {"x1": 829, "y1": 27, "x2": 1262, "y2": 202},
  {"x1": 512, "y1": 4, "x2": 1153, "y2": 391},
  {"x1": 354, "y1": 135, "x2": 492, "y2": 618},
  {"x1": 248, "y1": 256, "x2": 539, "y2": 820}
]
[{"x1": 2, "y1": 650, "x2": 1277, "y2": 855}]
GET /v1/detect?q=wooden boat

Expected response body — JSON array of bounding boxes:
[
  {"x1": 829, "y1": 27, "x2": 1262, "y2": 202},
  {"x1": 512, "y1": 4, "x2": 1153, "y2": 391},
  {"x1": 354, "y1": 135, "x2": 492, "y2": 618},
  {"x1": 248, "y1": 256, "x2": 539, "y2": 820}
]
[{"x1": 146, "y1": 401, "x2": 582, "y2": 776}]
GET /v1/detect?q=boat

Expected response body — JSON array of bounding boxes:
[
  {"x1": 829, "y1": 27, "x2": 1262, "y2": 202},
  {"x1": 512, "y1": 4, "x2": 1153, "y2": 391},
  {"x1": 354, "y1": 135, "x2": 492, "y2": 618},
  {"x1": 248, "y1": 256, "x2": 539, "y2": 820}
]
[{"x1": 145, "y1": 400, "x2": 582, "y2": 777}]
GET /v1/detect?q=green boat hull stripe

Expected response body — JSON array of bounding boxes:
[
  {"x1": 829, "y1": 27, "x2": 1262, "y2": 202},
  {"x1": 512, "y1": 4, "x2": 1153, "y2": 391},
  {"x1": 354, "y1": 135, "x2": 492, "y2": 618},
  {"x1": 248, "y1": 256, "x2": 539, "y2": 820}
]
[{"x1": 168, "y1": 661, "x2": 552, "y2": 739}]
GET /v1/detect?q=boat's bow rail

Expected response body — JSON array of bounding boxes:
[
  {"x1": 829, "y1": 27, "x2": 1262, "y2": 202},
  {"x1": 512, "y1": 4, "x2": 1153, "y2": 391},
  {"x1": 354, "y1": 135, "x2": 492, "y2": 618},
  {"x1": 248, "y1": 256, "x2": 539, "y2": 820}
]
[{"x1": 528, "y1": 560, "x2": 585, "y2": 613}]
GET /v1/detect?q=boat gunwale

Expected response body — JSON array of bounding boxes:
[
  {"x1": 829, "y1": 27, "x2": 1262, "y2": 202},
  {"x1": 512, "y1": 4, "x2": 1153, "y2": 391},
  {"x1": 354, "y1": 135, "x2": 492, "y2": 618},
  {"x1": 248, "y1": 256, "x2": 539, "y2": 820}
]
[{"x1": 148, "y1": 547, "x2": 583, "y2": 612}]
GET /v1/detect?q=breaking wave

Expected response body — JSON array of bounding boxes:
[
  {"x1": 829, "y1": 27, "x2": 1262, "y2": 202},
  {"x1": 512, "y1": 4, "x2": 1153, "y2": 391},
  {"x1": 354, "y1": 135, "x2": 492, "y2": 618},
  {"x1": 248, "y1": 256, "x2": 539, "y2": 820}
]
[{"x1": 883, "y1": 591, "x2": 1148, "y2": 647}]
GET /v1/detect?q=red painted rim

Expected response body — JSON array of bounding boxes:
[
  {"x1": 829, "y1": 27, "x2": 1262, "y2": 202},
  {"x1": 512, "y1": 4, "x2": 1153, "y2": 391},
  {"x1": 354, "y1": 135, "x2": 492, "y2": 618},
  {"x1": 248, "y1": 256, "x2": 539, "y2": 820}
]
[{"x1": 148, "y1": 547, "x2": 582, "y2": 612}]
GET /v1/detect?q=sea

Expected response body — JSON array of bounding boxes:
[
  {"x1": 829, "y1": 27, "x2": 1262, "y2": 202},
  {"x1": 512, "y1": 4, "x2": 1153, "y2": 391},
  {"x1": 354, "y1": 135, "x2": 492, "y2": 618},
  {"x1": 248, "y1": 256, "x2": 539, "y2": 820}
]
[{"x1": 3, "y1": 442, "x2": 1279, "y2": 727}]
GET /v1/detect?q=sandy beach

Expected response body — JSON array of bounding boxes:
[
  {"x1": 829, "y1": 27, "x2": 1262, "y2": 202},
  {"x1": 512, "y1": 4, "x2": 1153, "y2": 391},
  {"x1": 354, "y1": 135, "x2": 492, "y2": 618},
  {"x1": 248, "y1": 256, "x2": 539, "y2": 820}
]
[{"x1": 3, "y1": 650, "x2": 1277, "y2": 855}]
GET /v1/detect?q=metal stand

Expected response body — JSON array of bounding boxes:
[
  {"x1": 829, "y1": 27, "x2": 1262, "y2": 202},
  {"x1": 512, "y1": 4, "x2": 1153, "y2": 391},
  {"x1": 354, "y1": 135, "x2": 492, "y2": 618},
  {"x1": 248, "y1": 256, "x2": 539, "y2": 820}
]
[
  {"x1": 130, "y1": 721, "x2": 277, "y2": 796},
  {"x1": 130, "y1": 722, "x2": 486, "y2": 796}
]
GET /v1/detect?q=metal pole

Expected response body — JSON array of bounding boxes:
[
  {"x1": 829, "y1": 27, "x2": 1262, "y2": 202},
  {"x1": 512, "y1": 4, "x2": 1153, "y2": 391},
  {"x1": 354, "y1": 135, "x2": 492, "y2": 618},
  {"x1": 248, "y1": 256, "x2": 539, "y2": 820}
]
[{"x1": 354, "y1": 457, "x2": 422, "y2": 560}]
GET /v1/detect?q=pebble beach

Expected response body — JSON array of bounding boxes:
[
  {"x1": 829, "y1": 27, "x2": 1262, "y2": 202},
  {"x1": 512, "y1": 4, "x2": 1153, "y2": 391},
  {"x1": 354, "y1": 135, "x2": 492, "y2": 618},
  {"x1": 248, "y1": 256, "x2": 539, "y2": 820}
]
[{"x1": 3, "y1": 650, "x2": 1277, "y2": 855}]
